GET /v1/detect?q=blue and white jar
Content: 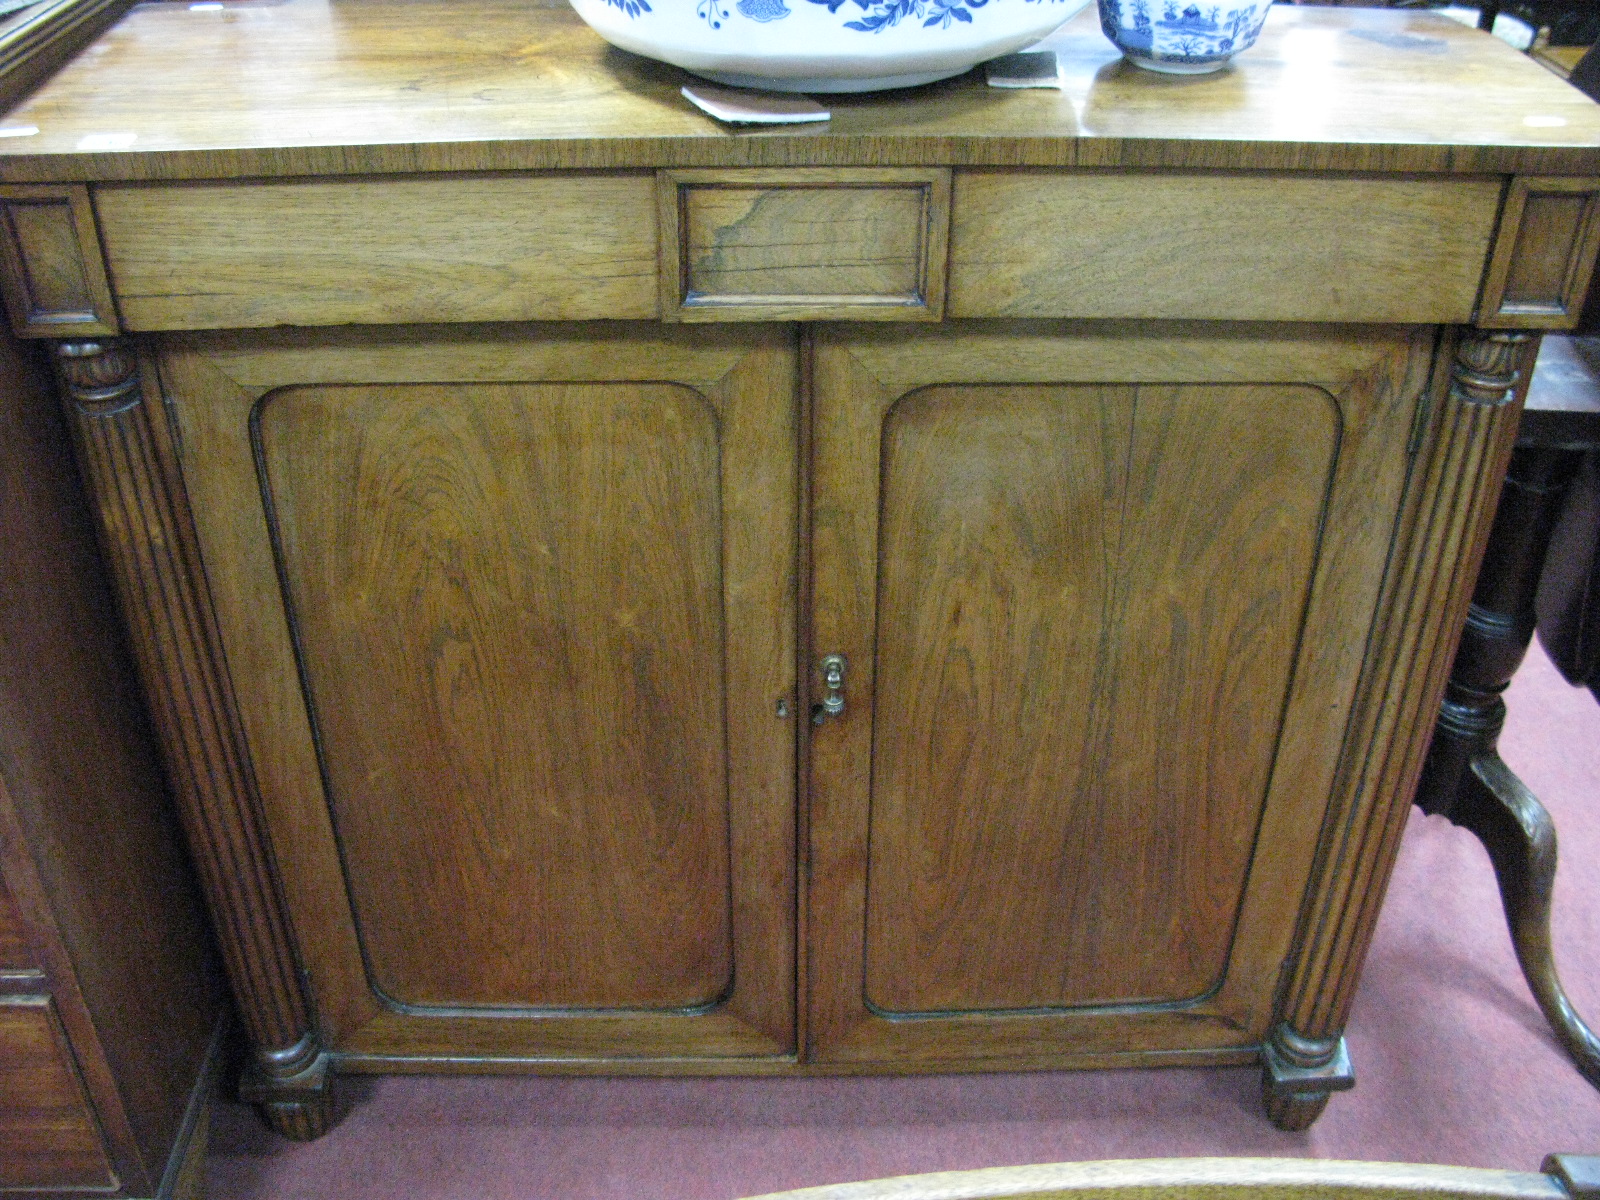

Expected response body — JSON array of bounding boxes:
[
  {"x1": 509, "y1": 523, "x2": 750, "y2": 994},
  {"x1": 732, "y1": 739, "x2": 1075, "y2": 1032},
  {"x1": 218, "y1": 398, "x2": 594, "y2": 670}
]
[{"x1": 1097, "y1": 0, "x2": 1272, "y2": 73}]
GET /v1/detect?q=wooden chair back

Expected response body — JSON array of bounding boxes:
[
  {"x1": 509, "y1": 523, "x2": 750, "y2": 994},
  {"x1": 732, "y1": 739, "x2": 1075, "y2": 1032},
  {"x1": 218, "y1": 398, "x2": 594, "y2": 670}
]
[{"x1": 739, "y1": 1156, "x2": 1600, "y2": 1200}]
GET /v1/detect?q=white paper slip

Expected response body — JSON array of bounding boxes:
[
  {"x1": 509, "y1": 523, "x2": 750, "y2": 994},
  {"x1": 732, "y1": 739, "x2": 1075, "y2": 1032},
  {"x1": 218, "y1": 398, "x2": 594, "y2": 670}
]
[
  {"x1": 986, "y1": 50, "x2": 1061, "y2": 89},
  {"x1": 681, "y1": 84, "x2": 830, "y2": 125}
]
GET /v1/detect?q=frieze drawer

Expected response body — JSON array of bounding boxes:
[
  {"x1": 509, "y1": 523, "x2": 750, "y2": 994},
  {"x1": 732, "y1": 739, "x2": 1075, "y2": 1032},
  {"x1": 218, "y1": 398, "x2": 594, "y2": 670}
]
[
  {"x1": 93, "y1": 174, "x2": 661, "y2": 332},
  {"x1": 948, "y1": 171, "x2": 1505, "y2": 324}
]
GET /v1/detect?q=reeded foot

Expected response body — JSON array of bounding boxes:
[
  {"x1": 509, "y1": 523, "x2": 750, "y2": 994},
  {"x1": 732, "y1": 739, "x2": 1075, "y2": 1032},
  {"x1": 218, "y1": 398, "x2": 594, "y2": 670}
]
[
  {"x1": 258, "y1": 1093, "x2": 338, "y2": 1142},
  {"x1": 1455, "y1": 754, "x2": 1600, "y2": 1091},
  {"x1": 239, "y1": 1035, "x2": 339, "y2": 1140},
  {"x1": 1260, "y1": 1025, "x2": 1354, "y2": 1132}
]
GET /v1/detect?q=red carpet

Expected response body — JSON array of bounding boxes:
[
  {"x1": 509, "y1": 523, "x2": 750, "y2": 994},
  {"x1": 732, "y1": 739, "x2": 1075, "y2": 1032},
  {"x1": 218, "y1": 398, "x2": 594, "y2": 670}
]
[{"x1": 205, "y1": 642, "x2": 1600, "y2": 1198}]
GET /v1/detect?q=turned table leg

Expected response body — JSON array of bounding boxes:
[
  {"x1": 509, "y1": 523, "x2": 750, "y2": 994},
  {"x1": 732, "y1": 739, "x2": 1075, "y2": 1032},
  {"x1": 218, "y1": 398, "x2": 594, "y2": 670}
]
[
  {"x1": 52, "y1": 339, "x2": 338, "y2": 1139},
  {"x1": 1415, "y1": 441, "x2": 1600, "y2": 1092}
]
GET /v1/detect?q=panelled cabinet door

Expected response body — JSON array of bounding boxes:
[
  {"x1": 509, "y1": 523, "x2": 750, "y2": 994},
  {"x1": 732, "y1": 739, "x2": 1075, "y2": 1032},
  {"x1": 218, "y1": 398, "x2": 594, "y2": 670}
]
[
  {"x1": 157, "y1": 323, "x2": 798, "y2": 1062},
  {"x1": 805, "y1": 322, "x2": 1439, "y2": 1065}
]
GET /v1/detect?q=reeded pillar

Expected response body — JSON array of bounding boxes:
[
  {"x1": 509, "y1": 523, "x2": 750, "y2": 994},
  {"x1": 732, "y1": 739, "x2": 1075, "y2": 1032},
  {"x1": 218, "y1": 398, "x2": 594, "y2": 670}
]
[{"x1": 54, "y1": 339, "x2": 336, "y2": 1140}]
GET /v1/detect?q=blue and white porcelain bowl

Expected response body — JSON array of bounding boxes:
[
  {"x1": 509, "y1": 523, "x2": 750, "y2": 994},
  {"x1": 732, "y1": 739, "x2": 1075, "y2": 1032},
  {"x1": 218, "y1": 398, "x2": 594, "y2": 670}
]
[
  {"x1": 570, "y1": 0, "x2": 1083, "y2": 91},
  {"x1": 1097, "y1": 0, "x2": 1271, "y2": 73}
]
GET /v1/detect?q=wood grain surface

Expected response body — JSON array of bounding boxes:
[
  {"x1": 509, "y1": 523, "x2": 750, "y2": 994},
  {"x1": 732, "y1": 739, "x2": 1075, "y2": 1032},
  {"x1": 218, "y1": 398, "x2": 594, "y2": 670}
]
[
  {"x1": 805, "y1": 322, "x2": 1435, "y2": 1067},
  {"x1": 1479, "y1": 177, "x2": 1600, "y2": 329},
  {"x1": 0, "y1": 2, "x2": 1595, "y2": 182},
  {"x1": 96, "y1": 174, "x2": 658, "y2": 331},
  {"x1": 0, "y1": 997, "x2": 114, "y2": 1191},
  {"x1": 90, "y1": 163, "x2": 1511, "y2": 333},
  {"x1": 164, "y1": 323, "x2": 798, "y2": 1060},
  {"x1": 258, "y1": 381, "x2": 733, "y2": 1011},
  {"x1": 1, "y1": 319, "x2": 221, "y2": 1181},
  {"x1": 686, "y1": 187, "x2": 921, "y2": 298},
  {"x1": 0, "y1": 0, "x2": 131, "y2": 119},
  {"x1": 0, "y1": 184, "x2": 117, "y2": 336},
  {"x1": 661, "y1": 169, "x2": 948, "y2": 321},
  {"x1": 0, "y1": 878, "x2": 29, "y2": 969},
  {"x1": 863, "y1": 381, "x2": 1333, "y2": 1013},
  {"x1": 950, "y1": 173, "x2": 1501, "y2": 324},
  {"x1": 1269, "y1": 331, "x2": 1532, "y2": 1108}
]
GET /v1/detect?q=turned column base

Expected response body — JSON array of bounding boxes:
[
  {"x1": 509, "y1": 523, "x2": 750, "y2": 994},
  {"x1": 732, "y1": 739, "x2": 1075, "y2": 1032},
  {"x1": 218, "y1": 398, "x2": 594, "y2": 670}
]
[
  {"x1": 1261, "y1": 1026, "x2": 1355, "y2": 1132},
  {"x1": 238, "y1": 1034, "x2": 338, "y2": 1141}
]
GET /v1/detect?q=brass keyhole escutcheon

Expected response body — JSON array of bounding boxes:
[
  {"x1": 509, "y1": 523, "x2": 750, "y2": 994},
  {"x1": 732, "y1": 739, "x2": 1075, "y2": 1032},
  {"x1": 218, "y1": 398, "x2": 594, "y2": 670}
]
[{"x1": 812, "y1": 653, "x2": 846, "y2": 725}]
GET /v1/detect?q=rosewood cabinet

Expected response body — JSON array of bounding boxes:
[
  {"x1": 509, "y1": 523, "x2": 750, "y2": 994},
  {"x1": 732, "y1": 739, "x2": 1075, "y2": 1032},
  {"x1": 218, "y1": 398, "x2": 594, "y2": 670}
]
[
  {"x1": 0, "y1": 305, "x2": 221, "y2": 1199},
  {"x1": 2, "y1": 0, "x2": 1598, "y2": 1146}
]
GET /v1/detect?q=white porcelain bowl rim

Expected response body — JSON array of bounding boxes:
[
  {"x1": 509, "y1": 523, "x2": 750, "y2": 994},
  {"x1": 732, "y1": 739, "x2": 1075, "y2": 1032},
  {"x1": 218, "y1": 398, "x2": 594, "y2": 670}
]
[{"x1": 568, "y1": 0, "x2": 1085, "y2": 88}]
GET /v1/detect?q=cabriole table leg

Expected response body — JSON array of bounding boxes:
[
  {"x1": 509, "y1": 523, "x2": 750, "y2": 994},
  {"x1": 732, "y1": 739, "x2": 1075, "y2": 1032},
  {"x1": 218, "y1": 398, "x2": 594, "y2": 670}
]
[{"x1": 1416, "y1": 433, "x2": 1600, "y2": 1093}]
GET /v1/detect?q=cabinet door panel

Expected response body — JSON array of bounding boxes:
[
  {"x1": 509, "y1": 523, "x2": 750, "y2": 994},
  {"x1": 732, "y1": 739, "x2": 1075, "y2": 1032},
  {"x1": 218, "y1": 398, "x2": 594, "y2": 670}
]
[
  {"x1": 808, "y1": 322, "x2": 1438, "y2": 1064},
  {"x1": 865, "y1": 382, "x2": 1335, "y2": 1013},
  {"x1": 258, "y1": 382, "x2": 730, "y2": 1011},
  {"x1": 164, "y1": 324, "x2": 797, "y2": 1060}
]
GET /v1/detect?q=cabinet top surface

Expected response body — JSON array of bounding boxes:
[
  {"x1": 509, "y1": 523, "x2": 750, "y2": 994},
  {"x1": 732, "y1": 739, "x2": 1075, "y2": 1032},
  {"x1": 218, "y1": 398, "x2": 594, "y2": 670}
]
[{"x1": 1, "y1": 0, "x2": 1599, "y2": 181}]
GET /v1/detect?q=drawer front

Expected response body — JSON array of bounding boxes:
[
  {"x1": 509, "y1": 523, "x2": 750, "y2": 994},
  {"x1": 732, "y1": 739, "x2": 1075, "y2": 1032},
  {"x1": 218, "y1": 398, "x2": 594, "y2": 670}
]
[
  {"x1": 95, "y1": 174, "x2": 660, "y2": 332},
  {"x1": 658, "y1": 169, "x2": 950, "y2": 321},
  {"x1": 0, "y1": 996, "x2": 114, "y2": 1192},
  {"x1": 92, "y1": 169, "x2": 1502, "y2": 330},
  {"x1": 949, "y1": 171, "x2": 1503, "y2": 323}
]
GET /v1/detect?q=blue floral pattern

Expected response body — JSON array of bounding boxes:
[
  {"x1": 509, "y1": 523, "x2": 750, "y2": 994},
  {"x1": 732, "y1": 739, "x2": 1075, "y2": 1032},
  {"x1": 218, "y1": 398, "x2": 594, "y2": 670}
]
[
  {"x1": 822, "y1": 0, "x2": 988, "y2": 33},
  {"x1": 603, "y1": 0, "x2": 1067, "y2": 29},
  {"x1": 1099, "y1": 0, "x2": 1268, "y2": 63},
  {"x1": 737, "y1": 0, "x2": 792, "y2": 21}
]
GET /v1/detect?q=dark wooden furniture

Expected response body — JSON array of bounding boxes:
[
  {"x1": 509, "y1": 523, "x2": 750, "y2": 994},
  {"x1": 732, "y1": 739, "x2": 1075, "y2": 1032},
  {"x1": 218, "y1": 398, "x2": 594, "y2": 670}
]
[
  {"x1": 0, "y1": 3, "x2": 228, "y2": 1196},
  {"x1": 0, "y1": 194, "x2": 223, "y2": 1200},
  {"x1": 1415, "y1": 334, "x2": 1600, "y2": 1093},
  {"x1": 2, "y1": 0, "x2": 1598, "y2": 1145}
]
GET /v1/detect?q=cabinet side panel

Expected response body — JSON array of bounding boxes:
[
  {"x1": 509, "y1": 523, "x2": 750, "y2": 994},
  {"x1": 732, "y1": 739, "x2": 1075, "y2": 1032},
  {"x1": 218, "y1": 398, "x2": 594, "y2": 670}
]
[
  {"x1": 1, "y1": 326, "x2": 219, "y2": 1184},
  {"x1": 0, "y1": 998, "x2": 114, "y2": 1191},
  {"x1": 864, "y1": 383, "x2": 1337, "y2": 1012},
  {"x1": 257, "y1": 381, "x2": 734, "y2": 1012},
  {"x1": 0, "y1": 878, "x2": 30, "y2": 969}
]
